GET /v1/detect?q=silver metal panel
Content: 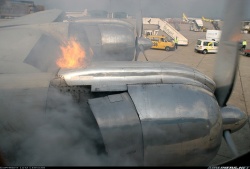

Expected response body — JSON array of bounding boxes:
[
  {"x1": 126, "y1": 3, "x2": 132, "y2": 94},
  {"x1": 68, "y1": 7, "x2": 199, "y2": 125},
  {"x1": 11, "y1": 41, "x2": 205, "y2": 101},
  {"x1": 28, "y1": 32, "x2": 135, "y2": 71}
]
[
  {"x1": 108, "y1": 94, "x2": 123, "y2": 103},
  {"x1": 88, "y1": 92, "x2": 143, "y2": 166},
  {"x1": 24, "y1": 34, "x2": 62, "y2": 73},
  {"x1": 83, "y1": 25, "x2": 102, "y2": 47},
  {"x1": 99, "y1": 24, "x2": 135, "y2": 51},
  {"x1": 128, "y1": 84, "x2": 222, "y2": 166},
  {"x1": 91, "y1": 84, "x2": 127, "y2": 92},
  {"x1": 98, "y1": 24, "x2": 135, "y2": 61},
  {"x1": 58, "y1": 61, "x2": 216, "y2": 93},
  {"x1": 221, "y1": 106, "x2": 248, "y2": 133},
  {"x1": 75, "y1": 18, "x2": 134, "y2": 30}
]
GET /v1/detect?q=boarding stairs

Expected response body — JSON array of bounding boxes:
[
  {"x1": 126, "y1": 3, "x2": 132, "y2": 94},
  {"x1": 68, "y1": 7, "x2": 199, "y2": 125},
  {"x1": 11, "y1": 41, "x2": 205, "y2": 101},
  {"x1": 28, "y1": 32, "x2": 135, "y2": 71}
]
[
  {"x1": 190, "y1": 19, "x2": 204, "y2": 32},
  {"x1": 143, "y1": 17, "x2": 188, "y2": 45}
]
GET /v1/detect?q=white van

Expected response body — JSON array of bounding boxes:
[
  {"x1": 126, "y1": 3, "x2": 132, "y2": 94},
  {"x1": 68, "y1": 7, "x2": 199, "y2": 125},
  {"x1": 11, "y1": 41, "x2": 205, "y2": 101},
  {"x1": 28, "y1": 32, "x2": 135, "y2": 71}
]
[
  {"x1": 195, "y1": 39, "x2": 219, "y2": 54},
  {"x1": 206, "y1": 30, "x2": 221, "y2": 41}
]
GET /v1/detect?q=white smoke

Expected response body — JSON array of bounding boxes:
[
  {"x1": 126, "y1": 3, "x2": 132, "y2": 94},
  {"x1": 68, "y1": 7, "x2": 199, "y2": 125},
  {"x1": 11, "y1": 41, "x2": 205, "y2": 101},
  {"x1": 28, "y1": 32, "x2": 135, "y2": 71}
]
[{"x1": 0, "y1": 87, "x2": 109, "y2": 166}]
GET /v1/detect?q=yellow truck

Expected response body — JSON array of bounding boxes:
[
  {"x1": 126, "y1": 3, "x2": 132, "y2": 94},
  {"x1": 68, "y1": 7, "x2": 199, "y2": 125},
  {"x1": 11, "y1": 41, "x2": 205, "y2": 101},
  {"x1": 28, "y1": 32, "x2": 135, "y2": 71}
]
[{"x1": 147, "y1": 35, "x2": 175, "y2": 51}]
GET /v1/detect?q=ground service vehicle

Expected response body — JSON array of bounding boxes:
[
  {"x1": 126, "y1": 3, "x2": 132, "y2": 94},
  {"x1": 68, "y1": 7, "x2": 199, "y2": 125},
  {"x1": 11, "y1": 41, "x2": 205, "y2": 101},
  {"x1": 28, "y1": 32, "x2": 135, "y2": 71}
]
[
  {"x1": 147, "y1": 35, "x2": 175, "y2": 51},
  {"x1": 195, "y1": 39, "x2": 219, "y2": 54},
  {"x1": 206, "y1": 30, "x2": 221, "y2": 41},
  {"x1": 243, "y1": 49, "x2": 250, "y2": 56}
]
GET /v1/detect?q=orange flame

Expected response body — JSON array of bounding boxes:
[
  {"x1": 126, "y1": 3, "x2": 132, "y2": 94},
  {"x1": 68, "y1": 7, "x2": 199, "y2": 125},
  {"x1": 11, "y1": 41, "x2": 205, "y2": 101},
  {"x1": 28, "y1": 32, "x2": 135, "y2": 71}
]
[{"x1": 57, "y1": 38, "x2": 88, "y2": 69}]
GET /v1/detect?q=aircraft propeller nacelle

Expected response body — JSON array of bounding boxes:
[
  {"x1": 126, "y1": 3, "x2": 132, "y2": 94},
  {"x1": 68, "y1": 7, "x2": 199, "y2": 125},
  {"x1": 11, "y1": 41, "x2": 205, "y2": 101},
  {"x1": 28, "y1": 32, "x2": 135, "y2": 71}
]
[
  {"x1": 137, "y1": 37, "x2": 153, "y2": 51},
  {"x1": 221, "y1": 106, "x2": 248, "y2": 133},
  {"x1": 51, "y1": 61, "x2": 248, "y2": 166},
  {"x1": 49, "y1": 61, "x2": 235, "y2": 166},
  {"x1": 68, "y1": 20, "x2": 136, "y2": 61}
]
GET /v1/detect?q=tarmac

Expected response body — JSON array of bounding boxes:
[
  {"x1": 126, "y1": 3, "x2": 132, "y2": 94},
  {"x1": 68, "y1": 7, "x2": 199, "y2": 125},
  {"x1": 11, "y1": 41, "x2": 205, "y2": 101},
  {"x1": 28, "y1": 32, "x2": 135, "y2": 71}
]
[{"x1": 136, "y1": 22, "x2": 250, "y2": 165}]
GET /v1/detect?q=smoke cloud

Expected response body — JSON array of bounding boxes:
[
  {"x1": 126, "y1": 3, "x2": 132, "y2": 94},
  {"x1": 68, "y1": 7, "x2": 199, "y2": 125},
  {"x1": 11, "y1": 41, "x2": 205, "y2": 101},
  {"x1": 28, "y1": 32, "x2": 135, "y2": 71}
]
[{"x1": 0, "y1": 86, "x2": 110, "y2": 166}]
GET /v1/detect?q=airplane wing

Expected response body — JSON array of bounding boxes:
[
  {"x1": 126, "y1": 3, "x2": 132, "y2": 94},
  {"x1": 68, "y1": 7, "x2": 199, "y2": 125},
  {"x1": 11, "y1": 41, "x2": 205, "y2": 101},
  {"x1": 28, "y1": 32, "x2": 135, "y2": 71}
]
[{"x1": 0, "y1": 9, "x2": 64, "y2": 28}]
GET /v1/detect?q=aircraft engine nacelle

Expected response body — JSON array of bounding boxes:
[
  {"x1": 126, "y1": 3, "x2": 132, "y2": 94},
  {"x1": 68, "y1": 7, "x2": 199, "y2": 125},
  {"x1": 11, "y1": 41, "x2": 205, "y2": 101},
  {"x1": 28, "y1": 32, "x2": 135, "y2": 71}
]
[
  {"x1": 87, "y1": 84, "x2": 222, "y2": 166},
  {"x1": 69, "y1": 19, "x2": 135, "y2": 61},
  {"x1": 55, "y1": 61, "x2": 224, "y2": 166}
]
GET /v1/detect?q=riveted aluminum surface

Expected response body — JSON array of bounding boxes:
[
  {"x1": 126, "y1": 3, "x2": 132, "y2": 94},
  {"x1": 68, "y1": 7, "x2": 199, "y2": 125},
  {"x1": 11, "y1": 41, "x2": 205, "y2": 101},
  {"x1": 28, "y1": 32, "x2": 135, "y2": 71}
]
[
  {"x1": 127, "y1": 84, "x2": 222, "y2": 166},
  {"x1": 88, "y1": 92, "x2": 143, "y2": 166},
  {"x1": 58, "y1": 61, "x2": 216, "y2": 93}
]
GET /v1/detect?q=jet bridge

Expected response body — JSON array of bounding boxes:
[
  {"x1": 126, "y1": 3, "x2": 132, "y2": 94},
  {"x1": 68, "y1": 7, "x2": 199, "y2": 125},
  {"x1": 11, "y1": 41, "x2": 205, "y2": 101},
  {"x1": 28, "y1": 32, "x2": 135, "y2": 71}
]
[{"x1": 143, "y1": 17, "x2": 188, "y2": 46}]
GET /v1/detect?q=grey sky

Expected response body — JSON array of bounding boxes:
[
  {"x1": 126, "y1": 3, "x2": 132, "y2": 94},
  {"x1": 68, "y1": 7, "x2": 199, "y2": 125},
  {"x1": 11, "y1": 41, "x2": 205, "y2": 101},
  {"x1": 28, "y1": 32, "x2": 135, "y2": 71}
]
[{"x1": 32, "y1": 0, "x2": 250, "y2": 20}]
